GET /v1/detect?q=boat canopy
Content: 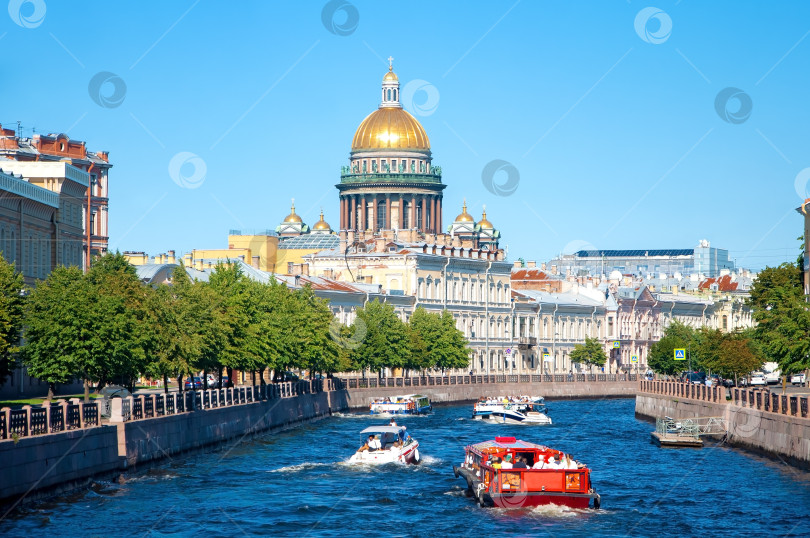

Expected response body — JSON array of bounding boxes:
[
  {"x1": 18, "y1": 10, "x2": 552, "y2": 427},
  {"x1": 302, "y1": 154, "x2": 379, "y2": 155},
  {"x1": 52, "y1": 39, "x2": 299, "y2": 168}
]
[
  {"x1": 360, "y1": 425, "x2": 407, "y2": 435},
  {"x1": 470, "y1": 438, "x2": 548, "y2": 451}
]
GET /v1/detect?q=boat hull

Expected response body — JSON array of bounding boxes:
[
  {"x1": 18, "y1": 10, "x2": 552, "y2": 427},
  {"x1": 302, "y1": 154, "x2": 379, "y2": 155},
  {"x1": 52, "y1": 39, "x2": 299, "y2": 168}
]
[
  {"x1": 472, "y1": 411, "x2": 552, "y2": 425},
  {"x1": 349, "y1": 443, "x2": 421, "y2": 465}
]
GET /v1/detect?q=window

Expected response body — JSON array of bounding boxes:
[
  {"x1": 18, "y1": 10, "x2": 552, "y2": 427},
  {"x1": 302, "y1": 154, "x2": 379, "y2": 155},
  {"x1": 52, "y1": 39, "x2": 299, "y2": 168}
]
[
  {"x1": 376, "y1": 202, "x2": 386, "y2": 231},
  {"x1": 722, "y1": 315, "x2": 728, "y2": 330},
  {"x1": 402, "y1": 201, "x2": 410, "y2": 229}
]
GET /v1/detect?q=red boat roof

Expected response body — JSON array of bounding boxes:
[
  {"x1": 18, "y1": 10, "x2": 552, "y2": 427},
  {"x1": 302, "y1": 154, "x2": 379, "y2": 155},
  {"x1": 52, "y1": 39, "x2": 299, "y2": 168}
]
[{"x1": 470, "y1": 438, "x2": 548, "y2": 451}]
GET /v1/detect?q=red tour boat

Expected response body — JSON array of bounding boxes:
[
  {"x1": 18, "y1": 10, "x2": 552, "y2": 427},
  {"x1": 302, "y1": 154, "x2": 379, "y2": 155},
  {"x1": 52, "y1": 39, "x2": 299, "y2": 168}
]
[{"x1": 453, "y1": 436, "x2": 600, "y2": 509}]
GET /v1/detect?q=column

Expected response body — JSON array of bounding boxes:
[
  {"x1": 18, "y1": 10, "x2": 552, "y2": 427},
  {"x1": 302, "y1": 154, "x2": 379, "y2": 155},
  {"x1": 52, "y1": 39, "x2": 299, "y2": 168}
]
[
  {"x1": 437, "y1": 197, "x2": 442, "y2": 232},
  {"x1": 398, "y1": 195, "x2": 404, "y2": 231},
  {"x1": 350, "y1": 195, "x2": 357, "y2": 230},
  {"x1": 372, "y1": 196, "x2": 378, "y2": 232},
  {"x1": 410, "y1": 194, "x2": 416, "y2": 230},
  {"x1": 430, "y1": 196, "x2": 437, "y2": 233},
  {"x1": 385, "y1": 195, "x2": 391, "y2": 230},
  {"x1": 360, "y1": 195, "x2": 366, "y2": 231},
  {"x1": 421, "y1": 196, "x2": 427, "y2": 233}
]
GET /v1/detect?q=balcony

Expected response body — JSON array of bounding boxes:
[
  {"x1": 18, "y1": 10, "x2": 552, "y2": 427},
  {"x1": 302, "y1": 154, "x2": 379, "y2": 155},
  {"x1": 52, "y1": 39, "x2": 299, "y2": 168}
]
[
  {"x1": 338, "y1": 172, "x2": 443, "y2": 185},
  {"x1": 518, "y1": 336, "x2": 537, "y2": 349}
]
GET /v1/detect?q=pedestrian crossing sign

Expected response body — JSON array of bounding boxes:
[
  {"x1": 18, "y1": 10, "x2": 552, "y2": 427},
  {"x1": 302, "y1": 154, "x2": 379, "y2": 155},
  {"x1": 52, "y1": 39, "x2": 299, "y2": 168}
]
[
  {"x1": 543, "y1": 353, "x2": 551, "y2": 362},
  {"x1": 613, "y1": 341, "x2": 620, "y2": 349},
  {"x1": 674, "y1": 348, "x2": 686, "y2": 360},
  {"x1": 631, "y1": 355, "x2": 638, "y2": 363}
]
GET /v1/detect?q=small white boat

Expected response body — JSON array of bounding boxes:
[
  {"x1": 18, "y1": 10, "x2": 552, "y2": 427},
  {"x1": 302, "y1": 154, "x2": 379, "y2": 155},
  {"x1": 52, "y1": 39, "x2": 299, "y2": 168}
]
[
  {"x1": 369, "y1": 394, "x2": 431, "y2": 415},
  {"x1": 348, "y1": 425, "x2": 421, "y2": 464},
  {"x1": 472, "y1": 397, "x2": 552, "y2": 425}
]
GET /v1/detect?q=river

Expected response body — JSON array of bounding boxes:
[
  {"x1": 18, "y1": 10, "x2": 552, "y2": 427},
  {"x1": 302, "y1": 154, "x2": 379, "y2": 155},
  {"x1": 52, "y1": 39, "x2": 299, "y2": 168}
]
[{"x1": 3, "y1": 398, "x2": 810, "y2": 537}]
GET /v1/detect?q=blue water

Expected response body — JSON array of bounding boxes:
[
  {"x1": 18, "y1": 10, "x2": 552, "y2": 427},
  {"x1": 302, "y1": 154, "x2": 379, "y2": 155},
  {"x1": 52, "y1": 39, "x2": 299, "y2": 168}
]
[{"x1": 4, "y1": 399, "x2": 810, "y2": 537}]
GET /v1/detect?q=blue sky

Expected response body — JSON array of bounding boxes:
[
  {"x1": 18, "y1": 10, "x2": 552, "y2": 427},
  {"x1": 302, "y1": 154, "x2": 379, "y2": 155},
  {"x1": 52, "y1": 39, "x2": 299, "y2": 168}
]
[{"x1": 2, "y1": 1, "x2": 809, "y2": 271}]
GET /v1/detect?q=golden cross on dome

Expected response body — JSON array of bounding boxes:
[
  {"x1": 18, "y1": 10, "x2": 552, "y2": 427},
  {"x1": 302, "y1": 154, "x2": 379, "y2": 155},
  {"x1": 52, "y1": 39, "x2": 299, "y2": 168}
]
[{"x1": 388, "y1": 56, "x2": 394, "y2": 70}]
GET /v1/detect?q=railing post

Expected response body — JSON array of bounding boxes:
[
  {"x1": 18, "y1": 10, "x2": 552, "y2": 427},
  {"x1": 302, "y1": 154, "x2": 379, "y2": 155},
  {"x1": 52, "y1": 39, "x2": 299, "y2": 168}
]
[
  {"x1": 70, "y1": 399, "x2": 85, "y2": 428},
  {"x1": 109, "y1": 397, "x2": 124, "y2": 423},
  {"x1": 21, "y1": 405, "x2": 32, "y2": 437},
  {"x1": 42, "y1": 401, "x2": 52, "y2": 433}
]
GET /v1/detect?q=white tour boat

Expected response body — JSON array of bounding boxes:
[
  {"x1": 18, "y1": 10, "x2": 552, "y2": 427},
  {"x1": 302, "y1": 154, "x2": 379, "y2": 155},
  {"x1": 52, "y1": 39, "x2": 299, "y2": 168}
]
[
  {"x1": 472, "y1": 396, "x2": 552, "y2": 425},
  {"x1": 348, "y1": 425, "x2": 421, "y2": 464}
]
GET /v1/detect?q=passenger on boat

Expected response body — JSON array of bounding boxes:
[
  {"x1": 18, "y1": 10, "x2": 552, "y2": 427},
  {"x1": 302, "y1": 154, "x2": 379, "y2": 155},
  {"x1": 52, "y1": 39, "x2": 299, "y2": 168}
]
[
  {"x1": 501, "y1": 454, "x2": 513, "y2": 469},
  {"x1": 491, "y1": 457, "x2": 502, "y2": 469},
  {"x1": 358, "y1": 435, "x2": 382, "y2": 452},
  {"x1": 513, "y1": 455, "x2": 528, "y2": 469},
  {"x1": 389, "y1": 418, "x2": 397, "y2": 427},
  {"x1": 532, "y1": 457, "x2": 547, "y2": 470}
]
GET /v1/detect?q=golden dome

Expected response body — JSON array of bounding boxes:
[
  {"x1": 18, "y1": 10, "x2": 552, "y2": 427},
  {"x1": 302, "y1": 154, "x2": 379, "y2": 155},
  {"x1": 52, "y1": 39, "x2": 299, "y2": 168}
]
[
  {"x1": 455, "y1": 200, "x2": 474, "y2": 223},
  {"x1": 351, "y1": 107, "x2": 430, "y2": 151},
  {"x1": 312, "y1": 209, "x2": 331, "y2": 231},
  {"x1": 283, "y1": 200, "x2": 303, "y2": 224},
  {"x1": 383, "y1": 68, "x2": 398, "y2": 82},
  {"x1": 478, "y1": 207, "x2": 494, "y2": 230}
]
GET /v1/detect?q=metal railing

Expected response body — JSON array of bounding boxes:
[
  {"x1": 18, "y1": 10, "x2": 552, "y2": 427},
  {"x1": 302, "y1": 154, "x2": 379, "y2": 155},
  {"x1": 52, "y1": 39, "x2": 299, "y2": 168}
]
[
  {"x1": 340, "y1": 373, "x2": 637, "y2": 389},
  {"x1": 639, "y1": 380, "x2": 810, "y2": 419},
  {"x1": 0, "y1": 378, "x2": 337, "y2": 442}
]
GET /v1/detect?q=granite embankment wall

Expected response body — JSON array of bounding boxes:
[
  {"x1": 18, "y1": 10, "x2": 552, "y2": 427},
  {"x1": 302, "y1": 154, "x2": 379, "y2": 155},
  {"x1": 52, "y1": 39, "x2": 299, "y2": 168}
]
[
  {"x1": 343, "y1": 377, "x2": 638, "y2": 409},
  {"x1": 0, "y1": 384, "x2": 350, "y2": 509},
  {"x1": 636, "y1": 380, "x2": 810, "y2": 470}
]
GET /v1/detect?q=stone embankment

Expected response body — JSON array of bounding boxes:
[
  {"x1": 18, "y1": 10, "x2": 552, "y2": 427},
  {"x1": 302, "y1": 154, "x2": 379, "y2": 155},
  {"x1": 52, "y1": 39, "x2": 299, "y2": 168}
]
[
  {"x1": 636, "y1": 380, "x2": 810, "y2": 469},
  {"x1": 0, "y1": 380, "x2": 348, "y2": 510},
  {"x1": 342, "y1": 373, "x2": 639, "y2": 409}
]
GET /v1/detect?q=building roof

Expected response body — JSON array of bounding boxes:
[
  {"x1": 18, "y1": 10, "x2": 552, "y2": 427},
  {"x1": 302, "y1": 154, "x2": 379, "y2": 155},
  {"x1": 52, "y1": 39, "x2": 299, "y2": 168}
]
[
  {"x1": 575, "y1": 249, "x2": 694, "y2": 258},
  {"x1": 279, "y1": 234, "x2": 340, "y2": 250}
]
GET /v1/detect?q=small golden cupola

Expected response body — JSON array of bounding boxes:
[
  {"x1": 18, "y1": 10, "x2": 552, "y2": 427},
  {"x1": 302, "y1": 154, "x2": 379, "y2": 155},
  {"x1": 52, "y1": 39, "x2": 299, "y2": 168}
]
[
  {"x1": 477, "y1": 206, "x2": 494, "y2": 230},
  {"x1": 311, "y1": 209, "x2": 332, "y2": 234},
  {"x1": 276, "y1": 199, "x2": 309, "y2": 237},
  {"x1": 454, "y1": 199, "x2": 474, "y2": 223}
]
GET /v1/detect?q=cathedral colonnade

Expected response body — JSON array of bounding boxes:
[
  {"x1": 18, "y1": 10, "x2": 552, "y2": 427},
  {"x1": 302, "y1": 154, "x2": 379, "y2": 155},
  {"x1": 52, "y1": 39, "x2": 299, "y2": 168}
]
[{"x1": 339, "y1": 192, "x2": 442, "y2": 233}]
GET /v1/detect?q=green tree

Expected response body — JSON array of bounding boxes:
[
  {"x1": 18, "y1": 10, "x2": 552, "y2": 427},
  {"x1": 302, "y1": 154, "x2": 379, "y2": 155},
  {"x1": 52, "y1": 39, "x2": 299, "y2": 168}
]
[
  {"x1": 569, "y1": 336, "x2": 607, "y2": 372},
  {"x1": 406, "y1": 307, "x2": 442, "y2": 374},
  {"x1": 0, "y1": 253, "x2": 25, "y2": 386},
  {"x1": 708, "y1": 334, "x2": 763, "y2": 382},
  {"x1": 352, "y1": 300, "x2": 410, "y2": 379},
  {"x1": 22, "y1": 266, "x2": 88, "y2": 399},
  {"x1": 434, "y1": 310, "x2": 472, "y2": 372},
  {"x1": 748, "y1": 262, "x2": 810, "y2": 377},
  {"x1": 647, "y1": 321, "x2": 698, "y2": 376},
  {"x1": 84, "y1": 252, "x2": 149, "y2": 394}
]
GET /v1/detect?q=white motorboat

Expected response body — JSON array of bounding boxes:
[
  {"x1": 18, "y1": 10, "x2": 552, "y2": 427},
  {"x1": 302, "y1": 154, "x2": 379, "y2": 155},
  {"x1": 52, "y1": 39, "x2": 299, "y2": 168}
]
[
  {"x1": 369, "y1": 394, "x2": 432, "y2": 415},
  {"x1": 472, "y1": 397, "x2": 552, "y2": 425},
  {"x1": 348, "y1": 425, "x2": 421, "y2": 464}
]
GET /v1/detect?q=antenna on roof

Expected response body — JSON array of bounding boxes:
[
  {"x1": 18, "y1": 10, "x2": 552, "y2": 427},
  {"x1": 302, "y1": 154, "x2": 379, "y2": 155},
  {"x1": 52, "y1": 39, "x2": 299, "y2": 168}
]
[{"x1": 16, "y1": 121, "x2": 21, "y2": 138}]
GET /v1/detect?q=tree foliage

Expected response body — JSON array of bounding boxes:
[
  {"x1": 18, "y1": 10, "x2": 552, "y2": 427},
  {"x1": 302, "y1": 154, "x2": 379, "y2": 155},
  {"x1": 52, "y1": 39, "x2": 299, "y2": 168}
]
[
  {"x1": 0, "y1": 253, "x2": 25, "y2": 386},
  {"x1": 569, "y1": 337, "x2": 607, "y2": 371},
  {"x1": 748, "y1": 262, "x2": 810, "y2": 375}
]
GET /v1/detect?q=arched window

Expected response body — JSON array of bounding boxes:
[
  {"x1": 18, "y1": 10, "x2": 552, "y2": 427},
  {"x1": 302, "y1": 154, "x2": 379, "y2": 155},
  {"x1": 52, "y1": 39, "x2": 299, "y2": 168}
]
[
  {"x1": 394, "y1": 89, "x2": 397, "y2": 101},
  {"x1": 387, "y1": 89, "x2": 391, "y2": 101}
]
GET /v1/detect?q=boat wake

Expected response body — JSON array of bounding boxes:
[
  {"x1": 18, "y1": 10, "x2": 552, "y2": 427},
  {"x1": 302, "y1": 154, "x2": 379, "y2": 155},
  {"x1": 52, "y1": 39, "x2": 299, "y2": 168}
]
[{"x1": 267, "y1": 462, "x2": 334, "y2": 473}]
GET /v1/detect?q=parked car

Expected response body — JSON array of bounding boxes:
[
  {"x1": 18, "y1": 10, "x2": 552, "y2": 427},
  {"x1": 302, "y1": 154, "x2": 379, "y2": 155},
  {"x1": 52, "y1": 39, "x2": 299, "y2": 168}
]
[
  {"x1": 206, "y1": 374, "x2": 217, "y2": 387},
  {"x1": 764, "y1": 371, "x2": 781, "y2": 385},
  {"x1": 283, "y1": 371, "x2": 300, "y2": 382},
  {"x1": 681, "y1": 372, "x2": 706, "y2": 385},
  {"x1": 184, "y1": 377, "x2": 203, "y2": 390},
  {"x1": 749, "y1": 372, "x2": 766, "y2": 386},
  {"x1": 791, "y1": 373, "x2": 807, "y2": 386},
  {"x1": 217, "y1": 376, "x2": 230, "y2": 388}
]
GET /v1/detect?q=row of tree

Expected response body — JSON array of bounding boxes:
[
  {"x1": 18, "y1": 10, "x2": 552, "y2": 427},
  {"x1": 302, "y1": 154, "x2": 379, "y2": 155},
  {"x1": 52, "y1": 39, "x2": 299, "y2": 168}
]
[
  {"x1": 0, "y1": 253, "x2": 471, "y2": 398},
  {"x1": 646, "y1": 321, "x2": 762, "y2": 380}
]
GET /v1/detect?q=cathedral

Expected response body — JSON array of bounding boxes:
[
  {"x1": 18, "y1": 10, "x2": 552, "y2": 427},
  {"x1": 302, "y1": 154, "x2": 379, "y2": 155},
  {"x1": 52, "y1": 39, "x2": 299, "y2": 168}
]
[{"x1": 276, "y1": 60, "x2": 502, "y2": 253}]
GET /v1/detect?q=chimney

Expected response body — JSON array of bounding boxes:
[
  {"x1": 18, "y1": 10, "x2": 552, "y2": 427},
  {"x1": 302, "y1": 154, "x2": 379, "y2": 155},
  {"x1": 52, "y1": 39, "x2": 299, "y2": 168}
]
[
  {"x1": 375, "y1": 237, "x2": 386, "y2": 252},
  {"x1": 252, "y1": 255, "x2": 260, "y2": 269},
  {"x1": 513, "y1": 260, "x2": 522, "y2": 269},
  {"x1": 527, "y1": 261, "x2": 536, "y2": 268},
  {"x1": 339, "y1": 231, "x2": 347, "y2": 253},
  {"x1": 551, "y1": 264, "x2": 558, "y2": 275},
  {"x1": 541, "y1": 262, "x2": 546, "y2": 271},
  {"x1": 302, "y1": 263, "x2": 309, "y2": 276}
]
